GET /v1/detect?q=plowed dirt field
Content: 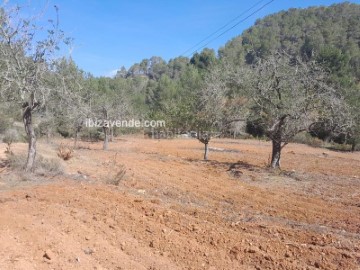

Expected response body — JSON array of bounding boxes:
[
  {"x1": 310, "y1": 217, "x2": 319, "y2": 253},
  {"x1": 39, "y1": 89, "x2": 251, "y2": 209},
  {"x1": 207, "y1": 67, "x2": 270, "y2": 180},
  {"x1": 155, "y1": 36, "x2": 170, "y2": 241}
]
[{"x1": 0, "y1": 137, "x2": 359, "y2": 269}]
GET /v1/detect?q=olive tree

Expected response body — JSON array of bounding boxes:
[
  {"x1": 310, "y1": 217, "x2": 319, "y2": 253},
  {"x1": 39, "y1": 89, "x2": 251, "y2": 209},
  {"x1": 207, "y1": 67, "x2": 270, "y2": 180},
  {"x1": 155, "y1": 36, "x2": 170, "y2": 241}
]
[
  {"x1": 91, "y1": 79, "x2": 131, "y2": 150},
  {"x1": 242, "y1": 53, "x2": 342, "y2": 168},
  {"x1": 197, "y1": 63, "x2": 247, "y2": 160},
  {"x1": 52, "y1": 58, "x2": 92, "y2": 148},
  {"x1": 0, "y1": 4, "x2": 67, "y2": 171}
]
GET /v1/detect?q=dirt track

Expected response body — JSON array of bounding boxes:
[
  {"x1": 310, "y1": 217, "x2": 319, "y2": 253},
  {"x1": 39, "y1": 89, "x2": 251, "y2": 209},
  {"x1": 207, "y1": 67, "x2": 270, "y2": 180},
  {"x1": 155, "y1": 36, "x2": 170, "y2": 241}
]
[{"x1": 0, "y1": 137, "x2": 359, "y2": 269}]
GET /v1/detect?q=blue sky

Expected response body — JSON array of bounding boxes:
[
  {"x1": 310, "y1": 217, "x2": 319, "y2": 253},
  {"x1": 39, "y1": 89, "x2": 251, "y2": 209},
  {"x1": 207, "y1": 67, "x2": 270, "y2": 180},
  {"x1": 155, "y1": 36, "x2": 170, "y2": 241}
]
[{"x1": 9, "y1": 0, "x2": 359, "y2": 77}]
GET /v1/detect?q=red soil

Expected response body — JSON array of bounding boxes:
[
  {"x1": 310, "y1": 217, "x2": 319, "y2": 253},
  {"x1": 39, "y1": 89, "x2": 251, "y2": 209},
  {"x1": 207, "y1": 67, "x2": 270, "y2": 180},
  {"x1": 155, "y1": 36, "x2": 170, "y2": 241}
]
[{"x1": 0, "y1": 137, "x2": 359, "y2": 269}]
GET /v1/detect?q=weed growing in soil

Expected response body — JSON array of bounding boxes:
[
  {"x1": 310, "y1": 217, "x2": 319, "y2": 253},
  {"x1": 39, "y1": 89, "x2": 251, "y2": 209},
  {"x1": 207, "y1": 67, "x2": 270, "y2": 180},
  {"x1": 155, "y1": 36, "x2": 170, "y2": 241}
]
[
  {"x1": 57, "y1": 143, "x2": 74, "y2": 160},
  {"x1": 105, "y1": 153, "x2": 127, "y2": 186}
]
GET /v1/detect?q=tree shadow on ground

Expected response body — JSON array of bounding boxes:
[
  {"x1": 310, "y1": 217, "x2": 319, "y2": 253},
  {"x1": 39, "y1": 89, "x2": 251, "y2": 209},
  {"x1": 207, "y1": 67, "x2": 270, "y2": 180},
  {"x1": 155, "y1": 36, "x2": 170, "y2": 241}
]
[{"x1": 184, "y1": 158, "x2": 263, "y2": 178}]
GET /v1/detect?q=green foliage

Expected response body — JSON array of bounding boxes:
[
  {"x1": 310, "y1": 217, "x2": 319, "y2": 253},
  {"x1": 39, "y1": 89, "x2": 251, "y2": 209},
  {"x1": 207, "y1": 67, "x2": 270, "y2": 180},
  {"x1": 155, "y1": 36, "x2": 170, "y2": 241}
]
[
  {"x1": 246, "y1": 119, "x2": 265, "y2": 138},
  {"x1": 221, "y1": 2, "x2": 360, "y2": 83},
  {"x1": 190, "y1": 48, "x2": 217, "y2": 71},
  {"x1": 292, "y1": 132, "x2": 324, "y2": 148},
  {"x1": 0, "y1": 118, "x2": 11, "y2": 134},
  {"x1": 80, "y1": 128, "x2": 102, "y2": 142},
  {"x1": 56, "y1": 119, "x2": 72, "y2": 138},
  {"x1": 2, "y1": 128, "x2": 21, "y2": 154}
]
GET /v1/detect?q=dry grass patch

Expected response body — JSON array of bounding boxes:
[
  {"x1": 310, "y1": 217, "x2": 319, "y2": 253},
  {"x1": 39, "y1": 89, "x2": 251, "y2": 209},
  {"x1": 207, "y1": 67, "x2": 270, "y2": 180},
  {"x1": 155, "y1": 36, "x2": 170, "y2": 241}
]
[{"x1": 57, "y1": 143, "x2": 74, "y2": 160}]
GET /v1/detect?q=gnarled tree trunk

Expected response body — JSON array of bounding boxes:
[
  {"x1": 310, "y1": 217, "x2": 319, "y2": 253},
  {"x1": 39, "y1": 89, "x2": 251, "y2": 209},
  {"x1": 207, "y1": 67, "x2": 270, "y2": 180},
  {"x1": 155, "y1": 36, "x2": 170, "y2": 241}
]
[
  {"x1": 23, "y1": 102, "x2": 37, "y2": 172},
  {"x1": 204, "y1": 143, "x2": 209, "y2": 161},
  {"x1": 102, "y1": 108, "x2": 109, "y2": 150},
  {"x1": 198, "y1": 132, "x2": 211, "y2": 161},
  {"x1": 103, "y1": 126, "x2": 109, "y2": 150},
  {"x1": 351, "y1": 141, "x2": 357, "y2": 152},
  {"x1": 109, "y1": 126, "x2": 114, "y2": 142},
  {"x1": 270, "y1": 139, "x2": 282, "y2": 168},
  {"x1": 268, "y1": 116, "x2": 288, "y2": 169},
  {"x1": 74, "y1": 125, "x2": 81, "y2": 149}
]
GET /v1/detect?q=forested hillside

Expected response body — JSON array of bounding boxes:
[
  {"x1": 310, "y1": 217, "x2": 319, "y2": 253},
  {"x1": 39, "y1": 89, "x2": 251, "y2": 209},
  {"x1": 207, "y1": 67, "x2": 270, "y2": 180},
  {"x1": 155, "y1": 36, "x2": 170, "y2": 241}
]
[{"x1": 219, "y1": 2, "x2": 360, "y2": 84}]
